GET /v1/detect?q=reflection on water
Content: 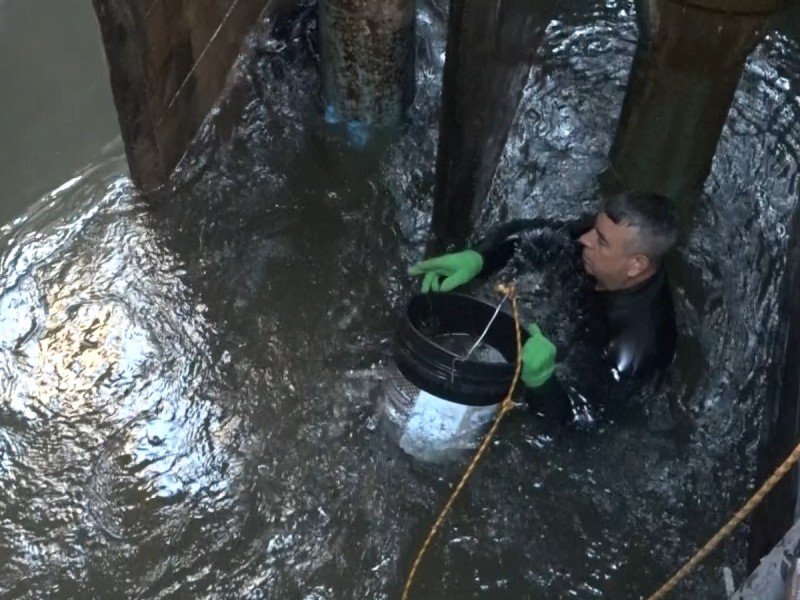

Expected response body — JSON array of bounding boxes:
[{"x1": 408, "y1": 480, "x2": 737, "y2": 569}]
[
  {"x1": 0, "y1": 162, "x2": 243, "y2": 596},
  {"x1": 0, "y1": 0, "x2": 798, "y2": 598}
]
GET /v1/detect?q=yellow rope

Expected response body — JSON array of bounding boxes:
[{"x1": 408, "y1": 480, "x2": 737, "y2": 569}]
[
  {"x1": 647, "y1": 441, "x2": 800, "y2": 599},
  {"x1": 401, "y1": 283, "x2": 522, "y2": 600},
  {"x1": 398, "y1": 282, "x2": 800, "y2": 600}
]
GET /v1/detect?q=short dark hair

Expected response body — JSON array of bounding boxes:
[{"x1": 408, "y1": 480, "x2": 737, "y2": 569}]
[{"x1": 603, "y1": 191, "x2": 679, "y2": 260}]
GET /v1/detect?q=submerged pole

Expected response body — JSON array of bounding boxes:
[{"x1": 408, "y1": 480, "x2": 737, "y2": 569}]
[
  {"x1": 609, "y1": 0, "x2": 788, "y2": 199},
  {"x1": 91, "y1": 0, "x2": 275, "y2": 191},
  {"x1": 430, "y1": 0, "x2": 560, "y2": 253},
  {"x1": 318, "y1": 0, "x2": 415, "y2": 131},
  {"x1": 746, "y1": 201, "x2": 800, "y2": 569}
]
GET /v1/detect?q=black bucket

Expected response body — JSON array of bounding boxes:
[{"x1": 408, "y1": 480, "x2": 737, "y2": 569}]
[{"x1": 393, "y1": 293, "x2": 530, "y2": 407}]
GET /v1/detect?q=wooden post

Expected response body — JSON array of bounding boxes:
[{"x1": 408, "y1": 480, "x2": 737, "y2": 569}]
[
  {"x1": 430, "y1": 0, "x2": 560, "y2": 253},
  {"x1": 747, "y1": 201, "x2": 800, "y2": 570},
  {"x1": 609, "y1": 0, "x2": 788, "y2": 198},
  {"x1": 91, "y1": 0, "x2": 276, "y2": 191},
  {"x1": 318, "y1": 0, "x2": 415, "y2": 127}
]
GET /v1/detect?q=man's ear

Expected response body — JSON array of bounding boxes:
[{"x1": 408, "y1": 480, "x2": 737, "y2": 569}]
[{"x1": 627, "y1": 253, "x2": 650, "y2": 278}]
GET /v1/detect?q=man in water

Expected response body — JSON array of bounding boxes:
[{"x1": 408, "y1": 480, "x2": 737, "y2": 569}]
[{"x1": 408, "y1": 191, "x2": 679, "y2": 424}]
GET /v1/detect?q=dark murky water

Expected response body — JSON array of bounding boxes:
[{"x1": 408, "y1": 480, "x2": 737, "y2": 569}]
[
  {"x1": 0, "y1": 0, "x2": 118, "y2": 225},
  {"x1": 1, "y1": 0, "x2": 799, "y2": 598}
]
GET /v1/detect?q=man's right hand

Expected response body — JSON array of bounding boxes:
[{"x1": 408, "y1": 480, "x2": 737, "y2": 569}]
[{"x1": 407, "y1": 250, "x2": 484, "y2": 293}]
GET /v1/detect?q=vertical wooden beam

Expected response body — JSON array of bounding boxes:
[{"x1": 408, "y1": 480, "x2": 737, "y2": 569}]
[
  {"x1": 431, "y1": 0, "x2": 560, "y2": 252},
  {"x1": 91, "y1": 0, "x2": 276, "y2": 191},
  {"x1": 609, "y1": 0, "x2": 787, "y2": 198},
  {"x1": 318, "y1": 0, "x2": 415, "y2": 127},
  {"x1": 747, "y1": 200, "x2": 800, "y2": 569}
]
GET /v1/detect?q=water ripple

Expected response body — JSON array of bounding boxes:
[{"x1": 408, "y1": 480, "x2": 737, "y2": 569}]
[{"x1": 0, "y1": 3, "x2": 798, "y2": 599}]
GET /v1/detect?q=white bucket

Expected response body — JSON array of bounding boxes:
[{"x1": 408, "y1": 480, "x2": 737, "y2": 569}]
[{"x1": 379, "y1": 361, "x2": 500, "y2": 462}]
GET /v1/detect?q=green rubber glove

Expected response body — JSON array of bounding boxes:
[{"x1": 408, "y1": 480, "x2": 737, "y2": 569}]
[
  {"x1": 407, "y1": 250, "x2": 484, "y2": 293},
  {"x1": 520, "y1": 324, "x2": 556, "y2": 388}
]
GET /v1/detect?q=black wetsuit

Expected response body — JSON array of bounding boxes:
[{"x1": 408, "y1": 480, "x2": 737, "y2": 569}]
[{"x1": 474, "y1": 217, "x2": 677, "y2": 425}]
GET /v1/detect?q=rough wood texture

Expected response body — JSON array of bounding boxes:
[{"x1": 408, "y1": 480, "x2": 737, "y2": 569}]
[
  {"x1": 676, "y1": 0, "x2": 790, "y2": 14},
  {"x1": 92, "y1": 0, "x2": 275, "y2": 190},
  {"x1": 430, "y1": 0, "x2": 560, "y2": 253},
  {"x1": 609, "y1": 0, "x2": 773, "y2": 198},
  {"x1": 747, "y1": 199, "x2": 800, "y2": 570},
  {"x1": 319, "y1": 0, "x2": 415, "y2": 125}
]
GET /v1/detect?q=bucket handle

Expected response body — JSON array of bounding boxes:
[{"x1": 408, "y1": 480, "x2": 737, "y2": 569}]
[{"x1": 449, "y1": 294, "x2": 509, "y2": 382}]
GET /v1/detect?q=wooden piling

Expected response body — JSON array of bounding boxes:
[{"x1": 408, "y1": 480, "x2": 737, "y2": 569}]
[
  {"x1": 609, "y1": 0, "x2": 789, "y2": 198},
  {"x1": 430, "y1": 0, "x2": 560, "y2": 253},
  {"x1": 92, "y1": 0, "x2": 279, "y2": 191},
  {"x1": 318, "y1": 0, "x2": 415, "y2": 127},
  {"x1": 747, "y1": 196, "x2": 800, "y2": 570}
]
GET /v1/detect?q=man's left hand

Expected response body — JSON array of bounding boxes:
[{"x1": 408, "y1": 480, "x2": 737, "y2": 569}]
[{"x1": 520, "y1": 324, "x2": 556, "y2": 388}]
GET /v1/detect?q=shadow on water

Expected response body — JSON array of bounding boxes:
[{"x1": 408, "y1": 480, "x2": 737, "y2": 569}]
[{"x1": 0, "y1": 0, "x2": 799, "y2": 598}]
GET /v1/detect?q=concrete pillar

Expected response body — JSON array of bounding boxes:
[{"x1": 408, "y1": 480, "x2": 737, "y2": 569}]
[
  {"x1": 318, "y1": 0, "x2": 415, "y2": 128},
  {"x1": 430, "y1": 0, "x2": 560, "y2": 253},
  {"x1": 609, "y1": 0, "x2": 788, "y2": 199},
  {"x1": 92, "y1": 0, "x2": 277, "y2": 191},
  {"x1": 747, "y1": 203, "x2": 800, "y2": 569}
]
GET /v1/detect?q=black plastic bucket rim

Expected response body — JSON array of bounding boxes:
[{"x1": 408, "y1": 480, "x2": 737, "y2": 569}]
[{"x1": 393, "y1": 293, "x2": 530, "y2": 407}]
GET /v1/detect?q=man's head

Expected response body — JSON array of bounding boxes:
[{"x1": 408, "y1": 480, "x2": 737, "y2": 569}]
[{"x1": 579, "y1": 192, "x2": 679, "y2": 291}]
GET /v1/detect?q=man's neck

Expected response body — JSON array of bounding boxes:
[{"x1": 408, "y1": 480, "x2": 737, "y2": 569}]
[{"x1": 597, "y1": 265, "x2": 660, "y2": 292}]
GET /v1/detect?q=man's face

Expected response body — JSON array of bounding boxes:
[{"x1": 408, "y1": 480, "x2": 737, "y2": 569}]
[{"x1": 579, "y1": 212, "x2": 649, "y2": 290}]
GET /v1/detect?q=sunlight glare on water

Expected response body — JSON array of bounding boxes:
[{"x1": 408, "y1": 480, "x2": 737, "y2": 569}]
[{"x1": 0, "y1": 1, "x2": 798, "y2": 598}]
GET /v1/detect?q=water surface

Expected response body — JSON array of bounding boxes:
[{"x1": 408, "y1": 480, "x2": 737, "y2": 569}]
[{"x1": 1, "y1": 1, "x2": 799, "y2": 598}]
